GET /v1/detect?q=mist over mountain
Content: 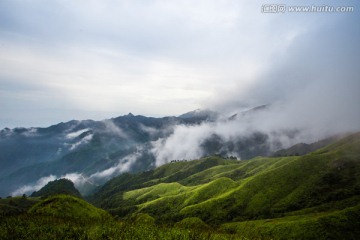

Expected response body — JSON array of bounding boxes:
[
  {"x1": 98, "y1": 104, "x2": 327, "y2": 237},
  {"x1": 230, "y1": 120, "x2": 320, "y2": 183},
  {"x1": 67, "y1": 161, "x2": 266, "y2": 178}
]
[
  {"x1": 0, "y1": 1, "x2": 359, "y2": 238},
  {"x1": 0, "y1": 113, "x2": 182, "y2": 197},
  {"x1": 1, "y1": 101, "x2": 358, "y2": 198}
]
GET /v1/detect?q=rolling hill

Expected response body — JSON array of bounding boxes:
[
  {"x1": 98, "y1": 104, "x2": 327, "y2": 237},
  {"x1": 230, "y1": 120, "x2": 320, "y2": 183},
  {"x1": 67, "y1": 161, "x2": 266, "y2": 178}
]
[
  {"x1": 0, "y1": 132, "x2": 359, "y2": 239},
  {"x1": 89, "y1": 132, "x2": 360, "y2": 239}
]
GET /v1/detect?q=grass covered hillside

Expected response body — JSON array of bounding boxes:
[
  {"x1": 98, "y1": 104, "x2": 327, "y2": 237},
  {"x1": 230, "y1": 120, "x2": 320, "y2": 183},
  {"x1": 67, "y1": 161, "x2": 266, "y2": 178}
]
[
  {"x1": 30, "y1": 178, "x2": 82, "y2": 198},
  {"x1": 1, "y1": 133, "x2": 359, "y2": 239},
  {"x1": 90, "y1": 132, "x2": 360, "y2": 239},
  {"x1": 0, "y1": 194, "x2": 241, "y2": 239},
  {"x1": 28, "y1": 195, "x2": 108, "y2": 220}
]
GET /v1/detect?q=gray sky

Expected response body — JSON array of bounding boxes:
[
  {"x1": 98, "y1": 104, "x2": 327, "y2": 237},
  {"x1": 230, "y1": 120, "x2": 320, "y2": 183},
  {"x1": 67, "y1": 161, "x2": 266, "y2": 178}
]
[{"x1": 1, "y1": 0, "x2": 359, "y2": 128}]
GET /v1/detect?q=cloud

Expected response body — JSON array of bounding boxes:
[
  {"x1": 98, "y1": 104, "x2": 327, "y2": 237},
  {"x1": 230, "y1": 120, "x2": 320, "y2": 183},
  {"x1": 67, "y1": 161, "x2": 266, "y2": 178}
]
[
  {"x1": 89, "y1": 152, "x2": 140, "y2": 180},
  {"x1": 152, "y1": 33, "x2": 360, "y2": 167},
  {"x1": 65, "y1": 128, "x2": 90, "y2": 139},
  {"x1": 61, "y1": 172, "x2": 91, "y2": 188},
  {"x1": 0, "y1": 0, "x2": 335, "y2": 128},
  {"x1": 10, "y1": 172, "x2": 95, "y2": 196},
  {"x1": 151, "y1": 123, "x2": 213, "y2": 166},
  {"x1": 102, "y1": 120, "x2": 127, "y2": 138},
  {"x1": 11, "y1": 175, "x2": 57, "y2": 196},
  {"x1": 10, "y1": 146, "x2": 144, "y2": 196},
  {"x1": 21, "y1": 128, "x2": 38, "y2": 137},
  {"x1": 2, "y1": 1, "x2": 359, "y2": 174},
  {"x1": 139, "y1": 124, "x2": 159, "y2": 136},
  {"x1": 68, "y1": 134, "x2": 93, "y2": 151}
]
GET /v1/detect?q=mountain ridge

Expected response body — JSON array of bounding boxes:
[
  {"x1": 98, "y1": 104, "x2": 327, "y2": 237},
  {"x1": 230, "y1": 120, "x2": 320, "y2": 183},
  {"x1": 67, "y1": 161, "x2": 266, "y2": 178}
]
[
  {"x1": 85, "y1": 132, "x2": 360, "y2": 239},
  {"x1": 0, "y1": 108, "x2": 353, "y2": 198},
  {"x1": 0, "y1": 132, "x2": 359, "y2": 239}
]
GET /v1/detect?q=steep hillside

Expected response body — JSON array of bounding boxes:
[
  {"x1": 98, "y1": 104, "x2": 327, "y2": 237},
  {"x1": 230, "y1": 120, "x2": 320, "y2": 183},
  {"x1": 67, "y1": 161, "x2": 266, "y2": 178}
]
[
  {"x1": 90, "y1": 132, "x2": 360, "y2": 239},
  {"x1": 0, "y1": 106, "x2": 292, "y2": 197},
  {"x1": 30, "y1": 178, "x2": 82, "y2": 198},
  {"x1": 28, "y1": 195, "x2": 110, "y2": 220}
]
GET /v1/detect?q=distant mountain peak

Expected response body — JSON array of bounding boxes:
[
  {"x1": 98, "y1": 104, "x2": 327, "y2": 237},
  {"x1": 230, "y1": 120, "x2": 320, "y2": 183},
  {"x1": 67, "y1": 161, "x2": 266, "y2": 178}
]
[{"x1": 178, "y1": 109, "x2": 218, "y2": 121}]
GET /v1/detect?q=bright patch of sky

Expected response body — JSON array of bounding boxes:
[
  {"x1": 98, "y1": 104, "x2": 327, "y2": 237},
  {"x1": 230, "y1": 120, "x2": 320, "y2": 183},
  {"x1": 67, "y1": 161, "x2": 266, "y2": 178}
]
[{"x1": 0, "y1": 0, "x2": 359, "y2": 128}]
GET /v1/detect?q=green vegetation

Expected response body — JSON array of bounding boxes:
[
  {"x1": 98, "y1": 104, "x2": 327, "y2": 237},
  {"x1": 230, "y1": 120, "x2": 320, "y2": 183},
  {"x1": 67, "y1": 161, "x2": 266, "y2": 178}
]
[
  {"x1": 1, "y1": 132, "x2": 359, "y2": 239},
  {"x1": 0, "y1": 195, "x2": 241, "y2": 239},
  {"x1": 30, "y1": 178, "x2": 82, "y2": 198},
  {"x1": 89, "y1": 132, "x2": 360, "y2": 239},
  {"x1": 28, "y1": 195, "x2": 109, "y2": 220},
  {"x1": 220, "y1": 204, "x2": 360, "y2": 240},
  {"x1": 0, "y1": 195, "x2": 40, "y2": 216},
  {"x1": 175, "y1": 217, "x2": 210, "y2": 230}
]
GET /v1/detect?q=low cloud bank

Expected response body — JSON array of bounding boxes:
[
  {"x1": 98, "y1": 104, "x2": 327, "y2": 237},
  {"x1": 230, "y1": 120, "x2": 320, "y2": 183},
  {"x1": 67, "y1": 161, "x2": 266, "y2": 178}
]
[
  {"x1": 152, "y1": 15, "x2": 360, "y2": 166},
  {"x1": 11, "y1": 152, "x2": 141, "y2": 196},
  {"x1": 89, "y1": 151, "x2": 140, "y2": 180},
  {"x1": 11, "y1": 175, "x2": 57, "y2": 196},
  {"x1": 152, "y1": 93, "x2": 360, "y2": 166}
]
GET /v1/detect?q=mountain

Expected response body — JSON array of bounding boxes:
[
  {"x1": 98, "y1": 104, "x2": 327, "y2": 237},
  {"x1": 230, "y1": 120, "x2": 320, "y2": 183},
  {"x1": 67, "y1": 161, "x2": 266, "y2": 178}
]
[
  {"x1": 0, "y1": 106, "x2": 346, "y2": 198},
  {"x1": 89, "y1": 132, "x2": 360, "y2": 239},
  {"x1": 0, "y1": 133, "x2": 359, "y2": 239},
  {"x1": 0, "y1": 107, "x2": 275, "y2": 197},
  {"x1": 178, "y1": 109, "x2": 218, "y2": 122},
  {"x1": 273, "y1": 134, "x2": 344, "y2": 157},
  {"x1": 30, "y1": 178, "x2": 82, "y2": 198},
  {"x1": 0, "y1": 114, "x2": 185, "y2": 197}
]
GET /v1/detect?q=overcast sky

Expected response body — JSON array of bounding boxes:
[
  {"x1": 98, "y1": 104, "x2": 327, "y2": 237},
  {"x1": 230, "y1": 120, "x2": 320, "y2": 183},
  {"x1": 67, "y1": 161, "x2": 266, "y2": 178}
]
[{"x1": 0, "y1": 0, "x2": 359, "y2": 128}]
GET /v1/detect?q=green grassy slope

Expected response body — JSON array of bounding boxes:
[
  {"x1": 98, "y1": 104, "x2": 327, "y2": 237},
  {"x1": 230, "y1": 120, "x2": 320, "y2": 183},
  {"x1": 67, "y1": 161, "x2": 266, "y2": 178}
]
[
  {"x1": 1, "y1": 132, "x2": 359, "y2": 239},
  {"x1": 90, "y1": 132, "x2": 360, "y2": 239},
  {"x1": 88, "y1": 156, "x2": 238, "y2": 207},
  {"x1": 0, "y1": 194, "x2": 239, "y2": 240},
  {"x1": 29, "y1": 195, "x2": 110, "y2": 220},
  {"x1": 220, "y1": 204, "x2": 360, "y2": 240},
  {"x1": 30, "y1": 178, "x2": 82, "y2": 198}
]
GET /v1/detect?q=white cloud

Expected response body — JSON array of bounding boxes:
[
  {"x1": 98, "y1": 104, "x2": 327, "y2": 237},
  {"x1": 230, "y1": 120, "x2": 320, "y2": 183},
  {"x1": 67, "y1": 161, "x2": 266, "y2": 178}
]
[
  {"x1": 19, "y1": 128, "x2": 38, "y2": 137},
  {"x1": 65, "y1": 128, "x2": 90, "y2": 139},
  {"x1": 89, "y1": 152, "x2": 139, "y2": 180},
  {"x1": 151, "y1": 123, "x2": 213, "y2": 166},
  {"x1": 102, "y1": 120, "x2": 127, "y2": 138},
  {"x1": 11, "y1": 175, "x2": 57, "y2": 196},
  {"x1": 61, "y1": 172, "x2": 90, "y2": 188},
  {"x1": 68, "y1": 134, "x2": 93, "y2": 151},
  {"x1": 0, "y1": 0, "x2": 324, "y2": 128}
]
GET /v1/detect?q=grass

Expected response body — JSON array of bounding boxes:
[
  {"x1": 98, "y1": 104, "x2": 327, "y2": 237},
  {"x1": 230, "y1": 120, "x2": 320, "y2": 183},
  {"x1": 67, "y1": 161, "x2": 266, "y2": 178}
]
[
  {"x1": 85, "y1": 132, "x2": 360, "y2": 239},
  {"x1": 29, "y1": 195, "x2": 110, "y2": 220},
  {"x1": 0, "y1": 196, "x2": 40, "y2": 216},
  {"x1": 0, "y1": 195, "x2": 244, "y2": 240},
  {"x1": 220, "y1": 204, "x2": 360, "y2": 240},
  {"x1": 2, "y1": 133, "x2": 359, "y2": 239}
]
